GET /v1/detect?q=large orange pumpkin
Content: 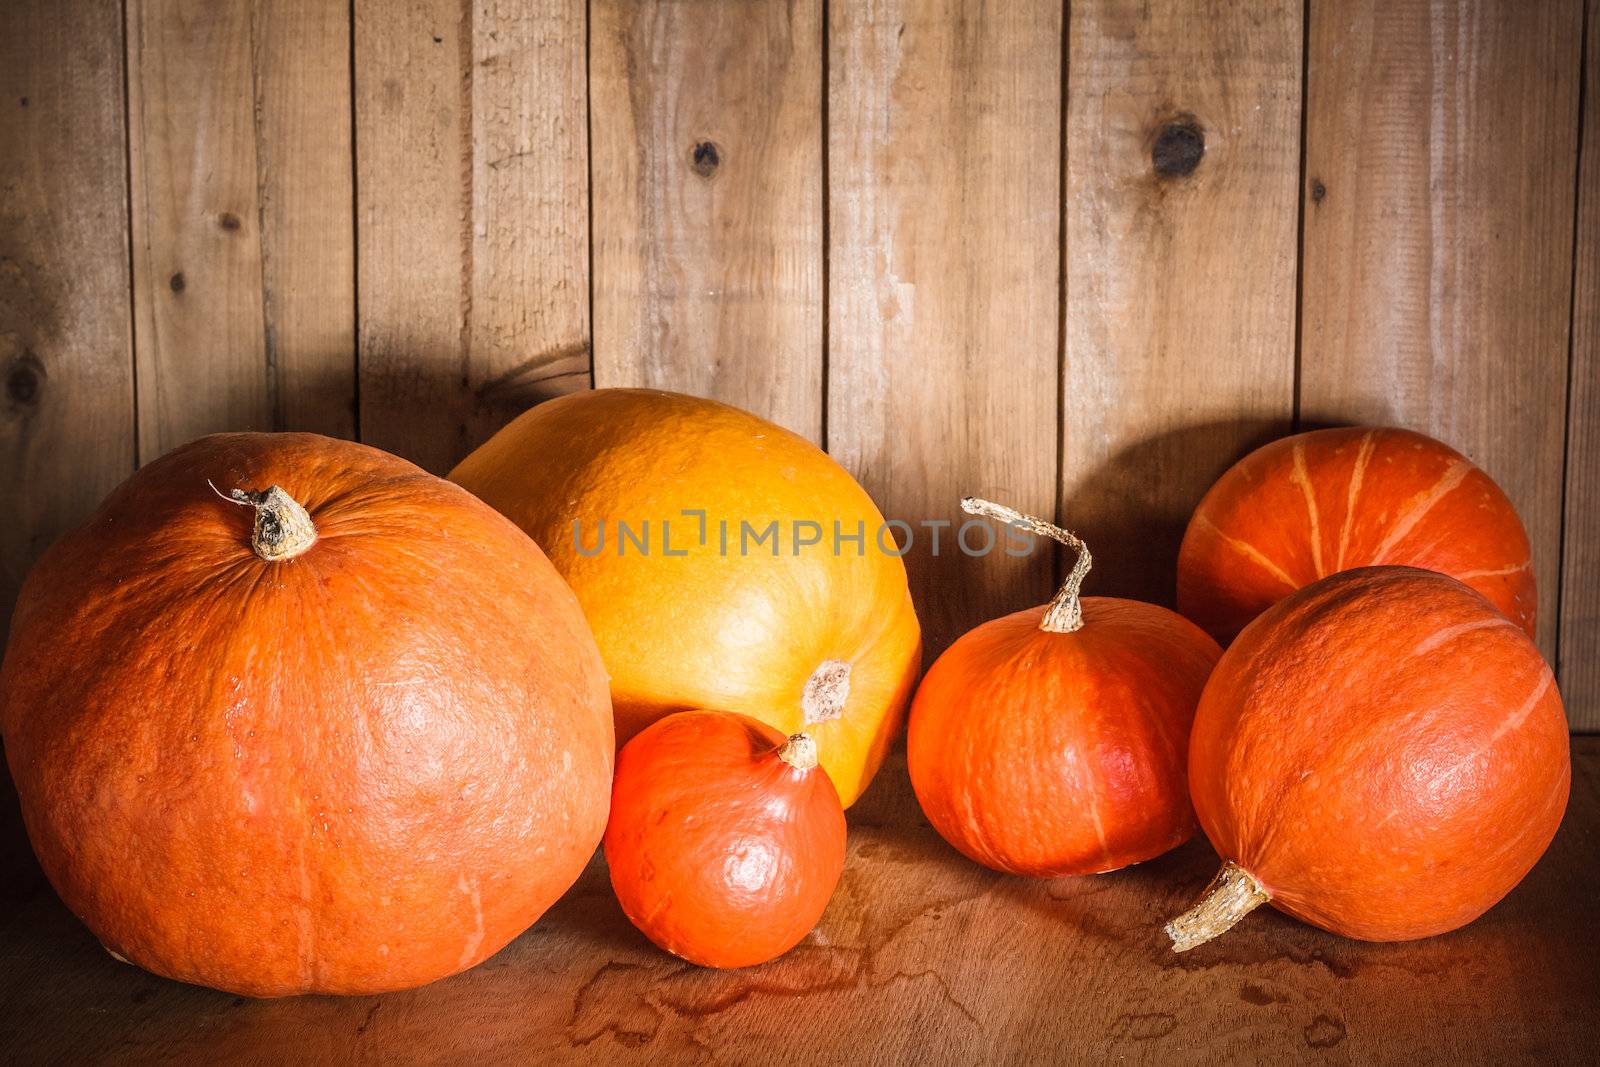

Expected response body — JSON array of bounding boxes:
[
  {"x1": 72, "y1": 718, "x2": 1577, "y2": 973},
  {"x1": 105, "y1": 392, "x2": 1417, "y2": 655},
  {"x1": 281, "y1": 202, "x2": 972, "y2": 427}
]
[
  {"x1": 1167, "y1": 566, "x2": 1569, "y2": 951},
  {"x1": 0, "y1": 433, "x2": 614, "y2": 997},
  {"x1": 908, "y1": 500, "x2": 1221, "y2": 876},
  {"x1": 604, "y1": 711, "x2": 846, "y2": 968},
  {"x1": 450, "y1": 389, "x2": 922, "y2": 806},
  {"x1": 1177, "y1": 427, "x2": 1535, "y2": 644}
]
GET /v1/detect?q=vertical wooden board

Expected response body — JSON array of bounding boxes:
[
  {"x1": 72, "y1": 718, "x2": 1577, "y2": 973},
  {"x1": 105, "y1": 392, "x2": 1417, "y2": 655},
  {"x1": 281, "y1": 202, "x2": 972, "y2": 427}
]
[
  {"x1": 1299, "y1": 0, "x2": 1582, "y2": 668},
  {"x1": 127, "y1": 0, "x2": 354, "y2": 458},
  {"x1": 357, "y1": 0, "x2": 590, "y2": 474},
  {"x1": 590, "y1": 0, "x2": 822, "y2": 442},
  {"x1": 1061, "y1": 0, "x2": 1302, "y2": 607},
  {"x1": 1563, "y1": 0, "x2": 1599, "y2": 729},
  {"x1": 0, "y1": 0, "x2": 135, "y2": 631},
  {"x1": 253, "y1": 0, "x2": 357, "y2": 438},
  {"x1": 828, "y1": 1, "x2": 1061, "y2": 653}
]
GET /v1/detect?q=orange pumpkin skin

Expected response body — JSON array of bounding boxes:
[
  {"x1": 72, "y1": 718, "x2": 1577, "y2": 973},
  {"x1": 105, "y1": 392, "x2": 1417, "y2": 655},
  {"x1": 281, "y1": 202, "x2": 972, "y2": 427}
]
[
  {"x1": 0, "y1": 433, "x2": 614, "y2": 997},
  {"x1": 603, "y1": 711, "x2": 846, "y2": 968},
  {"x1": 908, "y1": 598, "x2": 1221, "y2": 876},
  {"x1": 450, "y1": 389, "x2": 922, "y2": 807},
  {"x1": 1188, "y1": 567, "x2": 1569, "y2": 942},
  {"x1": 1177, "y1": 427, "x2": 1535, "y2": 644}
]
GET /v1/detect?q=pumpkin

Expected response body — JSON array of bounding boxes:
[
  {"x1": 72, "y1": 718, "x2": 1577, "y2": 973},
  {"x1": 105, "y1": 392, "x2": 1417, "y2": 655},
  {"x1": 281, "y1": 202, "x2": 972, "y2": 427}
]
[
  {"x1": 1177, "y1": 427, "x2": 1535, "y2": 644},
  {"x1": 0, "y1": 433, "x2": 614, "y2": 997},
  {"x1": 450, "y1": 388, "x2": 922, "y2": 807},
  {"x1": 907, "y1": 499, "x2": 1222, "y2": 876},
  {"x1": 1167, "y1": 566, "x2": 1569, "y2": 951},
  {"x1": 603, "y1": 710, "x2": 846, "y2": 968}
]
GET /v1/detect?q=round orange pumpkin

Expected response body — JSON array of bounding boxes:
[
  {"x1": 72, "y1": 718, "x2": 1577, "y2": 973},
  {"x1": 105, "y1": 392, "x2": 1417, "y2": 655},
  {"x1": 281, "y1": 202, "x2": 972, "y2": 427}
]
[
  {"x1": 907, "y1": 500, "x2": 1221, "y2": 876},
  {"x1": 603, "y1": 711, "x2": 846, "y2": 968},
  {"x1": 0, "y1": 433, "x2": 614, "y2": 997},
  {"x1": 1167, "y1": 566, "x2": 1569, "y2": 951},
  {"x1": 450, "y1": 388, "x2": 922, "y2": 807},
  {"x1": 1177, "y1": 427, "x2": 1535, "y2": 644}
]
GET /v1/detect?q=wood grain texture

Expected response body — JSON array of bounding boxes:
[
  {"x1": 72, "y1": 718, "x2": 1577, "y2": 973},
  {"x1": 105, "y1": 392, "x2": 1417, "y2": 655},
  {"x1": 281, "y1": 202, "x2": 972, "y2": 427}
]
[
  {"x1": 356, "y1": 0, "x2": 589, "y2": 474},
  {"x1": 828, "y1": 0, "x2": 1061, "y2": 654},
  {"x1": 128, "y1": 0, "x2": 354, "y2": 457},
  {"x1": 1298, "y1": 0, "x2": 1582, "y2": 669},
  {"x1": 1, "y1": 739, "x2": 1596, "y2": 1063},
  {"x1": 590, "y1": 0, "x2": 822, "y2": 442},
  {"x1": 0, "y1": 0, "x2": 135, "y2": 635},
  {"x1": 1060, "y1": 0, "x2": 1302, "y2": 607},
  {"x1": 1562, "y1": 0, "x2": 1599, "y2": 731}
]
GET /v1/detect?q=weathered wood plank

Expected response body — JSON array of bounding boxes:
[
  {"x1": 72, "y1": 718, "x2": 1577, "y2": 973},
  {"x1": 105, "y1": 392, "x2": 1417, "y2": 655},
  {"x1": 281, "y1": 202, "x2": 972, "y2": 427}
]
[
  {"x1": 128, "y1": 0, "x2": 354, "y2": 456},
  {"x1": 1061, "y1": 0, "x2": 1303, "y2": 607},
  {"x1": 356, "y1": 0, "x2": 589, "y2": 473},
  {"x1": 590, "y1": 0, "x2": 822, "y2": 442},
  {"x1": 0, "y1": 0, "x2": 135, "y2": 632},
  {"x1": 1298, "y1": 0, "x2": 1582, "y2": 670},
  {"x1": 1562, "y1": 0, "x2": 1599, "y2": 730},
  {"x1": 253, "y1": 0, "x2": 357, "y2": 439},
  {"x1": 828, "y1": 0, "x2": 1061, "y2": 653}
]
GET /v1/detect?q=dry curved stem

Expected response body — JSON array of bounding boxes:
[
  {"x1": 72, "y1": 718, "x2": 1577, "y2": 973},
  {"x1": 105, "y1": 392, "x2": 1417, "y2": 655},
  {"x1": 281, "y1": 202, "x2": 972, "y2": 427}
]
[
  {"x1": 777, "y1": 733, "x2": 819, "y2": 772},
  {"x1": 1164, "y1": 861, "x2": 1271, "y2": 952},
  {"x1": 211, "y1": 481, "x2": 317, "y2": 561},
  {"x1": 960, "y1": 497, "x2": 1091, "y2": 633}
]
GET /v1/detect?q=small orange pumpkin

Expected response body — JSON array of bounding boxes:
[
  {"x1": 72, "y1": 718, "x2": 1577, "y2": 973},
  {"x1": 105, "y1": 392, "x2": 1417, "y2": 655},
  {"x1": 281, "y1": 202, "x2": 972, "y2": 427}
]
[
  {"x1": 907, "y1": 499, "x2": 1221, "y2": 877},
  {"x1": 1177, "y1": 427, "x2": 1535, "y2": 644},
  {"x1": 0, "y1": 433, "x2": 614, "y2": 996},
  {"x1": 603, "y1": 711, "x2": 846, "y2": 968},
  {"x1": 1167, "y1": 566, "x2": 1569, "y2": 951}
]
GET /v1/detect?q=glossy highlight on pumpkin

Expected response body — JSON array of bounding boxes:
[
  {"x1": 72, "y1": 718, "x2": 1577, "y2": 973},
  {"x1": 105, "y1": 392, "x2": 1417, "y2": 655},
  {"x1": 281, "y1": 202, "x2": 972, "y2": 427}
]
[
  {"x1": 908, "y1": 499, "x2": 1221, "y2": 877},
  {"x1": 0, "y1": 433, "x2": 615, "y2": 997},
  {"x1": 604, "y1": 711, "x2": 846, "y2": 968},
  {"x1": 450, "y1": 388, "x2": 922, "y2": 807},
  {"x1": 1177, "y1": 427, "x2": 1535, "y2": 644},
  {"x1": 1171, "y1": 566, "x2": 1569, "y2": 949}
]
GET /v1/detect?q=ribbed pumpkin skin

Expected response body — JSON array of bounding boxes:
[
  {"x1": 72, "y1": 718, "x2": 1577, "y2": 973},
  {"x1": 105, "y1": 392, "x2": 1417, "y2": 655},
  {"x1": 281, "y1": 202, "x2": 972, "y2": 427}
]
[
  {"x1": 604, "y1": 711, "x2": 846, "y2": 968},
  {"x1": 0, "y1": 433, "x2": 615, "y2": 997},
  {"x1": 1189, "y1": 567, "x2": 1569, "y2": 941},
  {"x1": 450, "y1": 389, "x2": 922, "y2": 807},
  {"x1": 907, "y1": 598, "x2": 1221, "y2": 877},
  {"x1": 1177, "y1": 427, "x2": 1535, "y2": 644}
]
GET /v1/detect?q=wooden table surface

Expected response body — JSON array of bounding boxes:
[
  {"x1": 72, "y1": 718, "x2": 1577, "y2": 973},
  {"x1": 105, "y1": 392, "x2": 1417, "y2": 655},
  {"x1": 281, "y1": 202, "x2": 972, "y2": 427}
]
[{"x1": 1, "y1": 738, "x2": 1596, "y2": 1065}]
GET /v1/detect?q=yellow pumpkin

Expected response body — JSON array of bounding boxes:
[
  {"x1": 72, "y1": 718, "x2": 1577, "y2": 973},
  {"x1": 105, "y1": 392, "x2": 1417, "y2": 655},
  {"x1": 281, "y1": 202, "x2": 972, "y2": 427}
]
[{"x1": 451, "y1": 389, "x2": 921, "y2": 806}]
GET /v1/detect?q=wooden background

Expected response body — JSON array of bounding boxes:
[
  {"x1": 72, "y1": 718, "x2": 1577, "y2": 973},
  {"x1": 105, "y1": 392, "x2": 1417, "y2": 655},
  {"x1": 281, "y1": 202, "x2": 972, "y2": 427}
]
[{"x1": 1, "y1": 0, "x2": 1595, "y2": 728}]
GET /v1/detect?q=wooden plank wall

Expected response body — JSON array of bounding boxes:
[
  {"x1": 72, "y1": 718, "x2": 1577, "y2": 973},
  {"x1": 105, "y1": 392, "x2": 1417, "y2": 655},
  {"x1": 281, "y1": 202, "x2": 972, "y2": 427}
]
[
  {"x1": 1566, "y1": 0, "x2": 1600, "y2": 728},
  {"x1": 1, "y1": 1, "x2": 1595, "y2": 728}
]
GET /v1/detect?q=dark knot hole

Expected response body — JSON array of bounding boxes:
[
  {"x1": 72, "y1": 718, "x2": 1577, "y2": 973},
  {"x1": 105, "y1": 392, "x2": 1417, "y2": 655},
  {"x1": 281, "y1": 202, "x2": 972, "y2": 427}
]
[
  {"x1": 690, "y1": 141, "x2": 721, "y2": 178},
  {"x1": 1152, "y1": 120, "x2": 1205, "y2": 179}
]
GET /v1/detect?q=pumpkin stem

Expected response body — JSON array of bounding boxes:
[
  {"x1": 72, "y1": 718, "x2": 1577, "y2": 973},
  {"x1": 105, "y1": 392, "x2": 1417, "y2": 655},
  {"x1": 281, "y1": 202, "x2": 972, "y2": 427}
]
[
  {"x1": 777, "y1": 733, "x2": 819, "y2": 771},
  {"x1": 212, "y1": 482, "x2": 317, "y2": 561},
  {"x1": 1164, "y1": 861, "x2": 1271, "y2": 952},
  {"x1": 960, "y1": 497, "x2": 1091, "y2": 633}
]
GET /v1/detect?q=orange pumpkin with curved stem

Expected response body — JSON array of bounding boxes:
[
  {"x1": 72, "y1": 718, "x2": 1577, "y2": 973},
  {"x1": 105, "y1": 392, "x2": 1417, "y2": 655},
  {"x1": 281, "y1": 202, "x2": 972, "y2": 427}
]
[
  {"x1": 0, "y1": 433, "x2": 614, "y2": 997},
  {"x1": 1167, "y1": 567, "x2": 1569, "y2": 952},
  {"x1": 604, "y1": 711, "x2": 846, "y2": 968},
  {"x1": 451, "y1": 388, "x2": 922, "y2": 807},
  {"x1": 907, "y1": 499, "x2": 1221, "y2": 877},
  {"x1": 1177, "y1": 427, "x2": 1535, "y2": 644}
]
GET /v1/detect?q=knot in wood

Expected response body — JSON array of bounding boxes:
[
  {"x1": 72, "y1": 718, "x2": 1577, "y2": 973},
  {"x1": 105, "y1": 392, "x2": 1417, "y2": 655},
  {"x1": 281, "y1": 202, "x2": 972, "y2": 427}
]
[
  {"x1": 690, "y1": 141, "x2": 721, "y2": 178},
  {"x1": 6, "y1": 355, "x2": 43, "y2": 406},
  {"x1": 1152, "y1": 120, "x2": 1205, "y2": 178}
]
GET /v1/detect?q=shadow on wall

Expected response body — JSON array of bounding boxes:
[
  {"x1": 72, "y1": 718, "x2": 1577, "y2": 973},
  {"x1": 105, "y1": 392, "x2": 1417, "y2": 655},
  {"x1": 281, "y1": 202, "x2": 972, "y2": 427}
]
[
  {"x1": 0, "y1": 747, "x2": 44, "y2": 913},
  {"x1": 1061, "y1": 417, "x2": 1291, "y2": 609},
  {"x1": 357, "y1": 340, "x2": 590, "y2": 476}
]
